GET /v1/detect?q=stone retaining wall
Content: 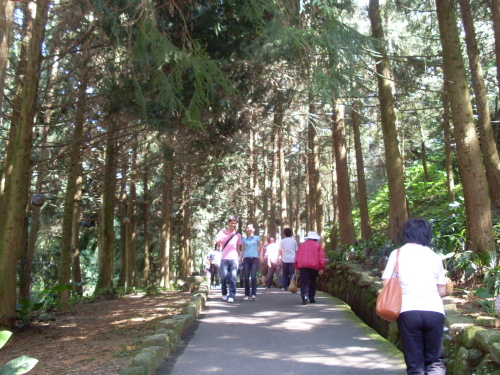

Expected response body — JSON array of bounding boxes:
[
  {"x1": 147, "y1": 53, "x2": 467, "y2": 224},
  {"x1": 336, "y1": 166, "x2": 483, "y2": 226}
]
[
  {"x1": 118, "y1": 276, "x2": 208, "y2": 375},
  {"x1": 317, "y1": 261, "x2": 500, "y2": 375}
]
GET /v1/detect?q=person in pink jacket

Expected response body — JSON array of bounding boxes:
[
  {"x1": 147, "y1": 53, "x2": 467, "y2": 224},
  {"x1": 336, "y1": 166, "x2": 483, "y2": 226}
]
[{"x1": 294, "y1": 231, "x2": 326, "y2": 305}]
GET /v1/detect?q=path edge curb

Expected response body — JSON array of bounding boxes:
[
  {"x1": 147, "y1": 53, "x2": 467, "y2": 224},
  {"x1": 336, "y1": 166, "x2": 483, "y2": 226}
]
[{"x1": 117, "y1": 279, "x2": 210, "y2": 375}]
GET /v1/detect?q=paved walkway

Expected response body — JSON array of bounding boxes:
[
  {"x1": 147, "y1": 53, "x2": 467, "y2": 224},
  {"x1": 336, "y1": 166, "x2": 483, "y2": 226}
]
[{"x1": 155, "y1": 287, "x2": 406, "y2": 375}]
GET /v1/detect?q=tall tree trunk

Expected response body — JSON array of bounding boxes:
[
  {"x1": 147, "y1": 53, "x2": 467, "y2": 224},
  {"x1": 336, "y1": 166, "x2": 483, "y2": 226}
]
[
  {"x1": 251, "y1": 128, "x2": 260, "y2": 232},
  {"x1": 94, "y1": 118, "x2": 117, "y2": 292},
  {"x1": 58, "y1": 53, "x2": 89, "y2": 305},
  {"x1": 270, "y1": 95, "x2": 280, "y2": 239},
  {"x1": 294, "y1": 145, "x2": 302, "y2": 240},
  {"x1": 287, "y1": 150, "x2": 294, "y2": 233},
  {"x1": 278, "y1": 118, "x2": 288, "y2": 231},
  {"x1": 118, "y1": 160, "x2": 128, "y2": 288},
  {"x1": 178, "y1": 181, "x2": 188, "y2": 277},
  {"x1": 330, "y1": 145, "x2": 339, "y2": 250},
  {"x1": 352, "y1": 102, "x2": 372, "y2": 240},
  {"x1": 491, "y1": 0, "x2": 500, "y2": 103},
  {"x1": 247, "y1": 128, "x2": 256, "y2": 227},
  {"x1": 262, "y1": 139, "x2": 269, "y2": 242},
  {"x1": 126, "y1": 141, "x2": 138, "y2": 290},
  {"x1": 369, "y1": 0, "x2": 408, "y2": 243},
  {"x1": 435, "y1": 0, "x2": 496, "y2": 255},
  {"x1": 184, "y1": 201, "x2": 192, "y2": 274},
  {"x1": 159, "y1": 153, "x2": 173, "y2": 288},
  {"x1": 0, "y1": 0, "x2": 31, "y2": 223},
  {"x1": 332, "y1": 103, "x2": 356, "y2": 244},
  {"x1": 0, "y1": 0, "x2": 14, "y2": 110},
  {"x1": 442, "y1": 89, "x2": 456, "y2": 203},
  {"x1": 19, "y1": 49, "x2": 59, "y2": 301},
  {"x1": 307, "y1": 99, "x2": 324, "y2": 235},
  {"x1": 0, "y1": 0, "x2": 50, "y2": 328},
  {"x1": 459, "y1": 0, "x2": 500, "y2": 208},
  {"x1": 71, "y1": 173, "x2": 83, "y2": 296},
  {"x1": 142, "y1": 150, "x2": 150, "y2": 288},
  {"x1": 307, "y1": 100, "x2": 317, "y2": 232}
]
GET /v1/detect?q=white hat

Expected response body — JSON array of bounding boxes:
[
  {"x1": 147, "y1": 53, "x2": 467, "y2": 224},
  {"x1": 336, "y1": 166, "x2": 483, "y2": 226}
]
[{"x1": 304, "y1": 231, "x2": 321, "y2": 240}]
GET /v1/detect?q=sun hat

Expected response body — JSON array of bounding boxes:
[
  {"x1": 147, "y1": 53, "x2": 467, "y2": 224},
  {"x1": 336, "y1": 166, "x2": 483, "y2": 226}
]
[{"x1": 304, "y1": 231, "x2": 321, "y2": 241}]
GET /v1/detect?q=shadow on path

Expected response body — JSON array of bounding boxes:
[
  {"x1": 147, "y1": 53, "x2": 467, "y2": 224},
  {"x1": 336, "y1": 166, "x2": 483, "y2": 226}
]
[{"x1": 156, "y1": 287, "x2": 406, "y2": 375}]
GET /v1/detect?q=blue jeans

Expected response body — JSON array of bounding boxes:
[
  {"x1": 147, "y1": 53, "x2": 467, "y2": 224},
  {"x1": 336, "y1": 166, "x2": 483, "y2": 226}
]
[
  {"x1": 281, "y1": 262, "x2": 295, "y2": 289},
  {"x1": 219, "y1": 259, "x2": 238, "y2": 298},
  {"x1": 243, "y1": 257, "x2": 259, "y2": 296}
]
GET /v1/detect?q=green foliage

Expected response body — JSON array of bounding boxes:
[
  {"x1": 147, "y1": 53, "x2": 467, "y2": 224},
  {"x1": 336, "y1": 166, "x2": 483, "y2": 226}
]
[
  {"x1": 14, "y1": 299, "x2": 54, "y2": 330},
  {"x1": 471, "y1": 287, "x2": 495, "y2": 316},
  {"x1": 327, "y1": 233, "x2": 396, "y2": 263},
  {"x1": 145, "y1": 284, "x2": 164, "y2": 296},
  {"x1": 359, "y1": 155, "x2": 500, "y2": 298},
  {"x1": 93, "y1": 287, "x2": 127, "y2": 300},
  {"x1": 0, "y1": 332, "x2": 12, "y2": 350},
  {"x1": 12, "y1": 285, "x2": 70, "y2": 329},
  {"x1": 0, "y1": 331, "x2": 38, "y2": 374}
]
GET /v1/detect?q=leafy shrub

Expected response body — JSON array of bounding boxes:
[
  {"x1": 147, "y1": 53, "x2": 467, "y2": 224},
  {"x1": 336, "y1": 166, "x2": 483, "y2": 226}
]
[
  {"x1": 0, "y1": 330, "x2": 38, "y2": 374},
  {"x1": 12, "y1": 285, "x2": 70, "y2": 329}
]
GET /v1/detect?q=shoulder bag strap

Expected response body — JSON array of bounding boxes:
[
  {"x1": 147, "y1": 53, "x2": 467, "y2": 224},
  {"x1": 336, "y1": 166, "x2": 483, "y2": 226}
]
[
  {"x1": 393, "y1": 248, "x2": 401, "y2": 277},
  {"x1": 222, "y1": 233, "x2": 237, "y2": 251}
]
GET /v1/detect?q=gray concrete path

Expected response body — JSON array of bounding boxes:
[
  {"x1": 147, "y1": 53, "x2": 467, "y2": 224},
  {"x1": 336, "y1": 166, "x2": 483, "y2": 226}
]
[{"x1": 155, "y1": 287, "x2": 406, "y2": 375}]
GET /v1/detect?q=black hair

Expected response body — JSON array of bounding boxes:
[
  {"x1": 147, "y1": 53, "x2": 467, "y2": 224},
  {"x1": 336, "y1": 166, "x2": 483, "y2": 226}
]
[
  {"x1": 228, "y1": 215, "x2": 239, "y2": 222},
  {"x1": 284, "y1": 228, "x2": 292, "y2": 237},
  {"x1": 403, "y1": 218, "x2": 432, "y2": 246}
]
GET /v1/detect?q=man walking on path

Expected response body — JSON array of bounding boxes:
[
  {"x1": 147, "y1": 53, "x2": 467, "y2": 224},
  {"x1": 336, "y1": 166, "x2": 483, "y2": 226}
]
[
  {"x1": 265, "y1": 238, "x2": 280, "y2": 288},
  {"x1": 279, "y1": 228, "x2": 298, "y2": 291},
  {"x1": 215, "y1": 215, "x2": 242, "y2": 303},
  {"x1": 207, "y1": 245, "x2": 221, "y2": 287}
]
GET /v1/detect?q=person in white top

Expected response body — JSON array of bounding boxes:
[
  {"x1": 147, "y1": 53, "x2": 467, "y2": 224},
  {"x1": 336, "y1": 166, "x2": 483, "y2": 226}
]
[
  {"x1": 279, "y1": 228, "x2": 298, "y2": 291},
  {"x1": 382, "y1": 218, "x2": 446, "y2": 375},
  {"x1": 265, "y1": 238, "x2": 280, "y2": 288}
]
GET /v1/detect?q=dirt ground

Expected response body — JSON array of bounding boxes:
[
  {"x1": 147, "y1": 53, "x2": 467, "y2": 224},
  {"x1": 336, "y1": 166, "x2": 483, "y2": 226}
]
[{"x1": 0, "y1": 291, "x2": 192, "y2": 375}]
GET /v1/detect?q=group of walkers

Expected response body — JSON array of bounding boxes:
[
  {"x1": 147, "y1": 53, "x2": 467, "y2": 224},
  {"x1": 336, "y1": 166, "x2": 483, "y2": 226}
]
[
  {"x1": 207, "y1": 215, "x2": 326, "y2": 305},
  {"x1": 207, "y1": 215, "x2": 447, "y2": 375}
]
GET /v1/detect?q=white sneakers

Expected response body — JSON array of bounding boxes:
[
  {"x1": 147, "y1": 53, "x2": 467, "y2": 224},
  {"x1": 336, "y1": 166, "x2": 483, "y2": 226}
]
[
  {"x1": 222, "y1": 295, "x2": 228, "y2": 301},
  {"x1": 228, "y1": 297, "x2": 234, "y2": 303},
  {"x1": 251, "y1": 295, "x2": 257, "y2": 300},
  {"x1": 243, "y1": 296, "x2": 249, "y2": 301}
]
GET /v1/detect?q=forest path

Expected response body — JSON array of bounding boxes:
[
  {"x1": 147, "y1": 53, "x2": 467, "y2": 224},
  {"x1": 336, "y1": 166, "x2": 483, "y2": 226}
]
[{"x1": 155, "y1": 287, "x2": 406, "y2": 374}]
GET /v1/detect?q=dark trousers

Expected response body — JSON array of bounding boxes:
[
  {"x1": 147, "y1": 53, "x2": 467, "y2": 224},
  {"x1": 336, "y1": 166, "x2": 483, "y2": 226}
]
[
  {"x1": 266, "y1": 260, "x2": 279, "y2": 288},
  {"x1": 397, "y1": 310, "x2": 446, "y2": 375},
  {"x1": 243, "y1": 257, "x2": 259, "y2": 296},
  {"x1": 209, "y1": 264, "x2": 220, "y2": 286},
  {"x1": 281, "y1": 262, "x2": 295, "y2": 289},
  {"x1": 299, "y1": 267, "x2": 318, "y2": 301}
]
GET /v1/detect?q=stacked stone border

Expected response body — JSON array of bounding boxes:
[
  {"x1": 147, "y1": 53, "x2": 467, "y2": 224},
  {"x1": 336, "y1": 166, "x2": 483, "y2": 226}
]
[
  {"x1": 118, "y1": 276, "x2": 208, "y2": 375},
  {"x1": 317, "y1": 261, "x2": 500, "y2": 375}
]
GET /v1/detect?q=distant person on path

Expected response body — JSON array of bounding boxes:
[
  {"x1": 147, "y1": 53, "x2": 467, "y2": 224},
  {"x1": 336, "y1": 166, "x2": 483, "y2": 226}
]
[
  {"x1": 381, "y1": 218, "x2": 446, "y2": 375},
  {"x1": 215, "y1": 215, "x2": 242, "y2": 303},
  {"x1": 242, "y1": 223, "x2": 262, "y2": 300},
  {"x1": 265, "y1": 238, "x2": 280, "y2": 288},
  {"x1": 260, "y1": 241, "x2": 268, "y2": 286},
  {"x1": 208, "y1": 245, "x2": 221, "y2": 287},
  {"x1": 279, "y1": 228, "x2": 298, "y2": 291},
  {"x1": 294, "y1": 231, "x2": 325, "y2": 305}
]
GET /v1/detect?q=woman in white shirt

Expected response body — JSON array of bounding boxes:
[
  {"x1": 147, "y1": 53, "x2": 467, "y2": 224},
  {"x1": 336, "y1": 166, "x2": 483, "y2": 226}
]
[{"x1": 382, "y1": 218, "x2": 447, "y2": 375}]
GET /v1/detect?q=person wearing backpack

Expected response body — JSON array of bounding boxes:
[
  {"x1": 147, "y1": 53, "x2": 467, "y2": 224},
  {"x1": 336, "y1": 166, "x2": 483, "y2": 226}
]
[{"x1": 215, "y1": 215, "x2": 242, "y2": 303}]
